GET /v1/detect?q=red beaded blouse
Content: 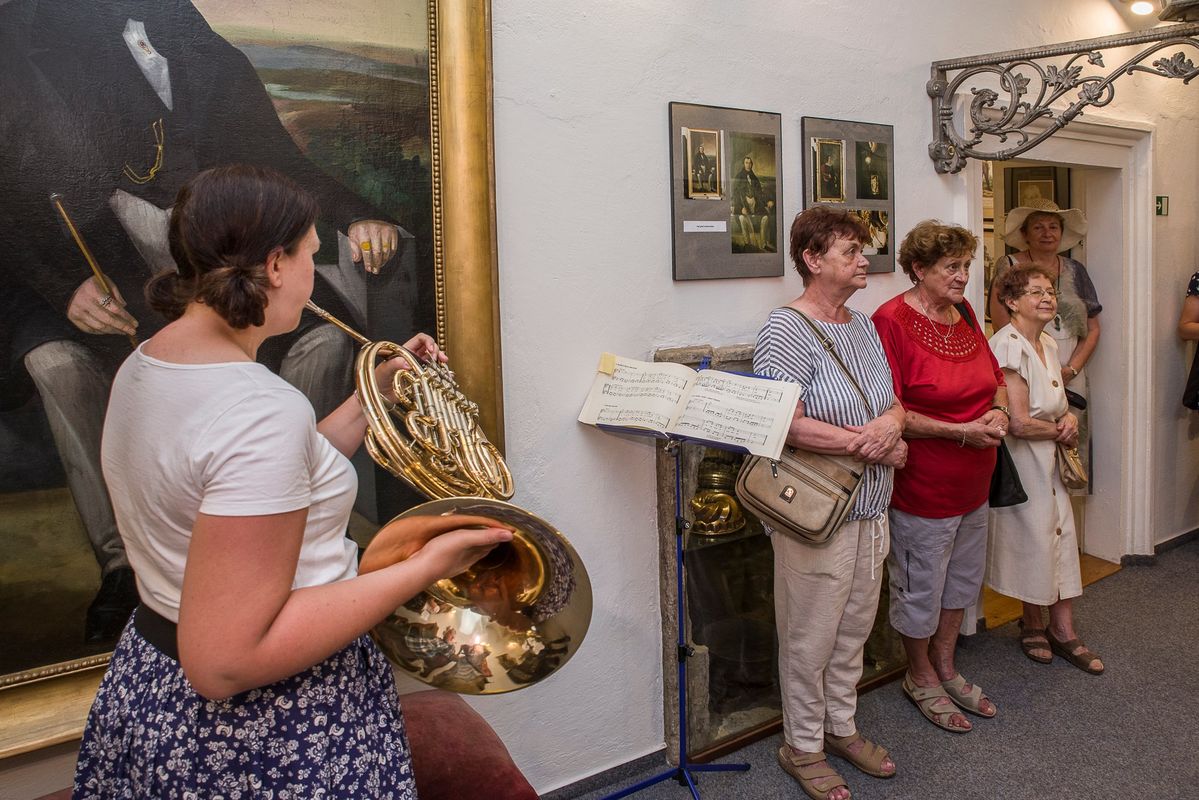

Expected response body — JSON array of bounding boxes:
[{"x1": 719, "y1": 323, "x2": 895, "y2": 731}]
[{"x1": 872, "y1": 295, "x2": 1004, "y2": 518}]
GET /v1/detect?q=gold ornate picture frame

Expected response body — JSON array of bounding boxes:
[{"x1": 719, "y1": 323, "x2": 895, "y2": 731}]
[{"x1": 0, "y1": 0, "x2": 501, "y2": 759}]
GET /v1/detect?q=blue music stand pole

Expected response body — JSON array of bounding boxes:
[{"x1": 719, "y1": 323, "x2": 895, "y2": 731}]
[{"x1": 600, "y1": 442, "x2": 750, "y2": 800}]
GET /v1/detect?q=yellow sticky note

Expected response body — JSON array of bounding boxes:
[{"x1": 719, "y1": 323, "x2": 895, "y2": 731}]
[{"x1": 597, "y1": 352, "x2": 617, "y2": 375}]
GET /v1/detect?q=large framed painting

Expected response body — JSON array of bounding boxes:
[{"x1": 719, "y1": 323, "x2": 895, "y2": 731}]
[
  {"x1": 0, "y1": 0, "x2": 501, "y2": 758},
  {"x1": 801, "y1": 116, "x2": 896, "y2": 274}
]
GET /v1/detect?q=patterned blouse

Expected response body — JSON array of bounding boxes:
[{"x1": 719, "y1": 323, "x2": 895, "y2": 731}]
[
  {"x1": 753, "y1": 306, "x2": 896, "y2": 520},
  {"x1": 1187, "y1": 271, "x2": 1199, "y2": 297}
]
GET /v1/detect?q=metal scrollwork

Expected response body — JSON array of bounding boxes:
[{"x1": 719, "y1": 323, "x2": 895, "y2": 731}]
[{"x1": 929, "y1": 22, "x2": 1199, "y2": 173}]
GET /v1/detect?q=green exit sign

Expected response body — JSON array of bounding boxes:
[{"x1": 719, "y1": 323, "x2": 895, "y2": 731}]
[{"x1": 1156, "y1": 196, "x2": 1169, "y2": 216}]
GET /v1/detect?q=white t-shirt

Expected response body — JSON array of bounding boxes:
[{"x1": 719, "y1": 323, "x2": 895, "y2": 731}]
[{"x1": 102, "y1": 345, "x2": 358, "y2": 622}]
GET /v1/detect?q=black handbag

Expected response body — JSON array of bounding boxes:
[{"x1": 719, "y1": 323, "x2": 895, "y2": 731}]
[
  {"x1": 955, "y1": 303, "x2": 1028, "y2": 507},
  {"x1": 1184, "y1": 347, "x2": 1199, "y2": 411},
  {"x1": 990, "y1": 440, "x2": 1028, "y2": 507}
]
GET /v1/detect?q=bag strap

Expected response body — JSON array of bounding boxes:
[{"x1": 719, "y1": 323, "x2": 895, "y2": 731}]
[
  {"x1": 779, "y1": 306, "x2": 875, "y2": 417},
  {"x1": 955, "y1": 301, "x2": 977, "y2": 333}
]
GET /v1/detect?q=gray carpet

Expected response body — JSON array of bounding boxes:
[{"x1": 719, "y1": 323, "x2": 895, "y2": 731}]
[{"x1": 552, "y1": 539, "x2": 1199, "y2": 800}]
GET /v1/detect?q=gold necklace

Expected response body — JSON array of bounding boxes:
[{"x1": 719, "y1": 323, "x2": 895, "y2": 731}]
[{"x1": 915, "y1": 289, "x2": 954, "y2": 343}]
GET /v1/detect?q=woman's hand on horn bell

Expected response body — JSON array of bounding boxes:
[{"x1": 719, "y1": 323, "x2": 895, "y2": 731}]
[
  {"x1": 410, "y1": 525, "x2": 515, "y2": 582},
  {"x1": 359, "y1": 514, "x2": 513, "y2": 575}
]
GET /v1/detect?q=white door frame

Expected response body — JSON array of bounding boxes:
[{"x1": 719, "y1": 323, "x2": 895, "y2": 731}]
[{"x1": 964, "y1": 114, "x2": 1156, "y2": 562}]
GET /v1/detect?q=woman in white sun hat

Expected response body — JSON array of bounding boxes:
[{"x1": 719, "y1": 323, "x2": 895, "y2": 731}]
[{"x1": 987, "y1": 199, "x2": 1099, "y2": 493}]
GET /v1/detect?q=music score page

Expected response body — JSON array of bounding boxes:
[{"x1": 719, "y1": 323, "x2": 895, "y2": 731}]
[{"x1": 577, "y1": 354, "x2": 800, "y2": 458}]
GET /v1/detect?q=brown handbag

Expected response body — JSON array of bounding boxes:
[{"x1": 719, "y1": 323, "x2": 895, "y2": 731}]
[
  {"x1": 735, "y1": 308, "x2": 872, "y2": 544},
  {"x1": 1056, "y1": 443, "x2": 1088, "y2": 491}
]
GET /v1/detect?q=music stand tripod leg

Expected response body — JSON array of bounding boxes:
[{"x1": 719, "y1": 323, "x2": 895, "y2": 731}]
[{"x1": 599, "y1": 443, "x2": 749, "y2": 800}]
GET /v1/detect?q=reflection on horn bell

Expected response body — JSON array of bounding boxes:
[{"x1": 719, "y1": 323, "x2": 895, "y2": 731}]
[{"x1": 306, "y1": 300, "x2": 591, "y2": 694}]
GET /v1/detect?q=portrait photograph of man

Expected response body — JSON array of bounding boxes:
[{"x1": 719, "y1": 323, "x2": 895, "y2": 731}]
[
  {"x1": 684, "y1": 128, "x2": 721, "y2": 199},
  {"x1": 728, "y1": 131, "x2": 778, "y2": 254}
]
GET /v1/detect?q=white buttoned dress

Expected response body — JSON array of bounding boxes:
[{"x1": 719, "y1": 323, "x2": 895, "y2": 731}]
[{"x1": 985, "y1": 325, "x2": 1083, "y2": 605}]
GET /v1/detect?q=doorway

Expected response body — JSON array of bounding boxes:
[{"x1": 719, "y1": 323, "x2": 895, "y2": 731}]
[{"x1": 968, "y1": 116, "x2": 1156, "y2": 566}]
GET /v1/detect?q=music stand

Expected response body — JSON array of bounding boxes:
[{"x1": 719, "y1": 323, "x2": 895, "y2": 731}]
[{"x1": 600, "y1": 441, "x2": 751, "y2": 799}]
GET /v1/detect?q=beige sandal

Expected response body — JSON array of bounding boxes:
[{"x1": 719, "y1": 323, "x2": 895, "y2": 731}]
[
  {"x1": 823, "y1": 731, "x2": 895, "y2": 779},
  {"x1": 902, "y1": 672, "x2": 971, "y2": 734},
  {"x1": 941, "y1": 673, "x2": 997, "y2": 718},
  {"x1": 777, "y1": 746, "x2": 850, "y2": 800}
]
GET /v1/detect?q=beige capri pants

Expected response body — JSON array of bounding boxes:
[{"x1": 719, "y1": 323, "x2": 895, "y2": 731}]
[{"x1": 772, "y1": 514, "x2": 889, "y2": 753}]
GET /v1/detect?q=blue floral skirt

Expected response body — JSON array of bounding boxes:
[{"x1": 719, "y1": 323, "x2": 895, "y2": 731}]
[{"x1": 74, "y1": 621, "x2": 417, "y2": 799}]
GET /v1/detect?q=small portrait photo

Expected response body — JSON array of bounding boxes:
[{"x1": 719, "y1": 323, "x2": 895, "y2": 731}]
[
  {"x1": 1018, "y1": 179, "x2": 1054, "y2": 207},
  {"x1": 684, "y1": 128, "x2": 722, "y2": 199},
  {"x1": 728, "y1": 131, "x2": 779, "y2": 254},
  {"x1": 813, "y1": 138, "x2": 845, "y2": 203},
  {"x1": 850, "y1": 209, "x2": 889, "y2": 256},
  {"x1": 854, "y1": 141, "x2": 888, "y2": 200}
]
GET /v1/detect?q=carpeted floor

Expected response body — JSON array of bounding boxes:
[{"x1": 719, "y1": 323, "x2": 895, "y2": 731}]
[{"x1": 553, "y1": 539, "x2": 1199, "y2": 800}]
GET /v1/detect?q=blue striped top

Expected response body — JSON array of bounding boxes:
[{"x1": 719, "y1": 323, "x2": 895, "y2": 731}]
[{"x1": 753, "y1": 306, "x2": 896, "y2": 520}]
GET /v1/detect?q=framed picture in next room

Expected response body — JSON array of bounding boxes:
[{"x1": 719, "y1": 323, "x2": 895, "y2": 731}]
[{"x1": 801, "y1": 117, "x2": 895, "y2": 274}]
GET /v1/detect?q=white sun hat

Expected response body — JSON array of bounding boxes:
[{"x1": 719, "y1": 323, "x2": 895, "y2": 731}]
[{"x1": 1003, "y1": 199, "x2": 1087, "y2": 253}]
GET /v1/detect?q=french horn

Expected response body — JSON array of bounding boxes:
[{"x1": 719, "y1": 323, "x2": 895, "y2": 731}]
[{"x1": 306, "y1": 301, "x2": 591, "y2": 694}]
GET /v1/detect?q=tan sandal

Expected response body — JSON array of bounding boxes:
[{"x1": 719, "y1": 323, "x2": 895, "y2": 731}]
[
  {"x1": 941, "y1": 673, "x2": 997, "y2": 718},
  {"x1": 777, "y1": 746, "x2": 850, "y2": 800},
  {"x1": 823, "y1": 731, "x2": 895, "y2": 779},
  {"x1": 1046, "y1": 631, "x2": 1105, "y2": 675},
  {"x1": 1019, "y1": 621, "x2": 1053, "y2": 664},
  {"x1": 902, "y1": 672, "x2": 971, "y2": 734}
]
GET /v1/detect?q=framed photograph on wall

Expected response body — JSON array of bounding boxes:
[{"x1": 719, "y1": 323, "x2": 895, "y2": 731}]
[
  {"x1": 813, "y1": 139, "x2": 845, "y2": 202},
  {"x1": 0, "y1": 0, "x2": 502, "y2": 758},
  {"x1": 802, "y1": 117, "x2": 895, "y2": 273},
  {"x1": 684, "y1": 128, "x2": 722, "y2": 199},
  {"x1": 669, "y1": 102, "x2": 784, "y2": 280}
]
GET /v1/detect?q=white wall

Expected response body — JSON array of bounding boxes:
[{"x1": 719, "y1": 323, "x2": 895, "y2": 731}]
[{"x1": 487, "y1": 0, "x2": 1199, "y2": 792}]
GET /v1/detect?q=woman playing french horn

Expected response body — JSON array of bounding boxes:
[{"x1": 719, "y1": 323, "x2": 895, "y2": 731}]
[{"x1": 74, "y1": 164, "x2": 512, "y2": 799}]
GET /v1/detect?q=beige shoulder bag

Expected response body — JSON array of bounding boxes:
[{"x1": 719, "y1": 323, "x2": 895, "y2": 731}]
[{"x1": 735, "y1": 308, "x2": 873, "y2": 544}]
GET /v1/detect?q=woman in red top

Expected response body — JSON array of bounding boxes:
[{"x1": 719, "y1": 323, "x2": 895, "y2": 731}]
[{"x1": 871, "y1": 220, "x2": 1008, "y2": 734}]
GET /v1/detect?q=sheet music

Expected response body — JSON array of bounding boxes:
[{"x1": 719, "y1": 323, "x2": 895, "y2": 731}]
[
  {"x1": 579, "y1": 355, "x2": 800, "y2": 459},
  {"x1": 577, "y1": 358, "x2": 696, "y2": 432},
  {"x1": 670, "y1": 371, "x2": 798, "y2": 456}
]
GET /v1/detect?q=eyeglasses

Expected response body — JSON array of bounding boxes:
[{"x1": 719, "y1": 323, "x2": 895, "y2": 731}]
[{"x1": 1023, "y1": 288, "x2": 1058, "y2": 299}]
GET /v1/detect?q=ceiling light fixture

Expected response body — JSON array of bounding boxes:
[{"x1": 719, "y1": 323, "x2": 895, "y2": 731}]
[{"x1": 1130, "y1": 1, "x2": 1155, "y2": 14}]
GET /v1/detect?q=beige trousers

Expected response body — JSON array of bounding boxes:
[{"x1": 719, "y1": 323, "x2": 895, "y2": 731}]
[{"x1": 772, "y1": 515, "x2": 889, "y2": 752}]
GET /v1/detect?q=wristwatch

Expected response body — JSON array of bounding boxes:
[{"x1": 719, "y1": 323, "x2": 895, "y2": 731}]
[
  {"x1": 1065, "y1": 365, "x2": 1079, "y2": 379},
  {"x1": 991, "y1": 404, "x2": 1010, "y2": 416}
]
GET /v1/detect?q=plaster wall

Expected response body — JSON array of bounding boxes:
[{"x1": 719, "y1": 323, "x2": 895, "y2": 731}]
[{"x1": 487, "y1": 0, "x2": 1199, "y2": 792}]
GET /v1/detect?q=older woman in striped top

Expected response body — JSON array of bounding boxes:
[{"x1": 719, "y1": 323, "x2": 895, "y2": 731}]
[{"x1": 754, "y1": 206, "x2": 906, "y2": 800}]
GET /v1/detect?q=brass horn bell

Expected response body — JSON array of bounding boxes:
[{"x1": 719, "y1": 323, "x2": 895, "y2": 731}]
[{"x1": 306, "y1": 301, "x2": 591, "y2": 694}]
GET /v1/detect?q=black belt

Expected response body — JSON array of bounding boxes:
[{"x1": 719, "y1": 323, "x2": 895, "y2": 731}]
[{"x1": 134, "y1": 603, "x2": 179, "y2": 661}]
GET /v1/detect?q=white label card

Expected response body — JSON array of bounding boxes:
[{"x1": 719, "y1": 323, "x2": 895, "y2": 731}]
[{"x1": 683, "y1": 220, "x2": 727, "y2": 233}]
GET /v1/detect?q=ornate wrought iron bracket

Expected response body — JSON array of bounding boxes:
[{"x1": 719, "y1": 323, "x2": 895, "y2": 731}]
[{"x1": 928, "y1": 22, "x2": 1199, "y2": 173}]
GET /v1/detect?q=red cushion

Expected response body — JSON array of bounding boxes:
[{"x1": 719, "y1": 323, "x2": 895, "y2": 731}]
[{"x1": 401, "y1": 689, "x2": 537, "y2": 800}]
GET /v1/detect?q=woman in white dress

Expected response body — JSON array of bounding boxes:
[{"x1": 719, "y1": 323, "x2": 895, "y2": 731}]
[{"x1": 987, "y1": 266, "x2": 1103, "y2": 675}]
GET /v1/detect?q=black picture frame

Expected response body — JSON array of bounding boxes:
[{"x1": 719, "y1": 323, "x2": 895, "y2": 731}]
[
  {"x1": 801, "y1": 117, "x2": 895, "y2": 274},
  {"x1": 669, "y1": 102, "x2": 784, "y2": 280}
]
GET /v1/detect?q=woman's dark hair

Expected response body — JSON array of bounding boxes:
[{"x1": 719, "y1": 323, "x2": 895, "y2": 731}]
[
  {"x1": 994, "y1": 265, "x2": 1054, "y2": 314},
  {"x1": 897, "y1": 220, "x2": 978, "y2": 283},
  {"x1": 146, "y1": 164, "x2": 318, "y2": 328},
  {"x1": 788, "y1": 206, "x2": 869, "y2": 284}
]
